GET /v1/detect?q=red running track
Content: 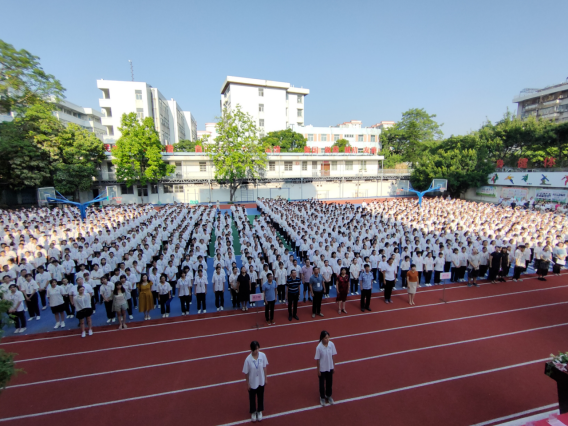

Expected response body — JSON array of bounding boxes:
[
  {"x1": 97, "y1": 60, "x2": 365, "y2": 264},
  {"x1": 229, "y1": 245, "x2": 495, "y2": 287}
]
[{"x1": 1, "y1": 275, "x2": 568, "y2": 426}]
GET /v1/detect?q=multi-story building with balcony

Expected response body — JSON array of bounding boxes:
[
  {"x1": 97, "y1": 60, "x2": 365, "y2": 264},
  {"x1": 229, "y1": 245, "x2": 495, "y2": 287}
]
[
  {"x1": 220, "y1": 76, "x2": 309, "y2": 137},
  {"x1": 513, "y1": 80, "x2": 568, "y2": 123},
  {"x1": 96, "y1": 80, "x2": 196, "y2": 146},
  {"x1": 52, "y1": 99, "x2": 106, "y2": 140}
]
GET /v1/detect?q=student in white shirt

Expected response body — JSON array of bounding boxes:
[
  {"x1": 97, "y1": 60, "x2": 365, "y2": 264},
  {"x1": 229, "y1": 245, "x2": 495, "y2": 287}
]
[
  {"x1": 157, "y1": 274, "x2": 173, "y2": 317},
  {"x1": 321, "y1": 260, "x2": 333, "y2": 299},
  {"x1": 212, "y1": 265, "x2": 225, "y2": 311},
  {"x1": 275, "y1": 262, "x2": 287, "y2": 303},
  {"x1": 74, "y1": 285, "x2": 93, "y2": 337},
  {"x1": 35, "y1": 265, "x2": 51, "y2": 310},
  {"x1": 315, "y1": 330, "x2": 337, "y2": 407},
  {"x1": 47, "y1": 279, "x2": 66, "y2": 329},
  {"x1": 99, "y1": 277, "x2": 116, "y2": 323},
  {"x1": 194, "y1": 269, "x2": 208, "y2": 314},
  {"x1": 242, "y1": 341, "x2": 269, "y2": 423},
  {"x1": 6, "y1": 284, "x2": 26, "y2": 333},
  {"x1": 229, "y1": 266, "x2": 240, "y2": 309},
  {"x1": 22, "y1": 273, "x2": 40, "y2": 321},
  {"x1": 176, "y1": 271, "x2": 192, "y2": 316}
]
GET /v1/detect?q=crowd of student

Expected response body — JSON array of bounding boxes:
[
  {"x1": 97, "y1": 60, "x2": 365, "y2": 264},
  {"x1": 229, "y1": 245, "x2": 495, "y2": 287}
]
[{"x1": 2, "y1": 196, "x2": 567, "y2": 336}]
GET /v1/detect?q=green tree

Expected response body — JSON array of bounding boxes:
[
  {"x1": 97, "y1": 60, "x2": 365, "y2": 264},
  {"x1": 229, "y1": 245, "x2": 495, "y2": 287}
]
[
  {"x1": 209, "y1": 105, "x2": 268, "y2": 202},
  {"x1": 173, "y1": 135, "x2": 209, "y2": 152},
  {"x1": 261, "y1": 129, "x2": 307, "y2": 152},
  {"x1": 0, "y1": 39, "x2": 65, "y2": 115},
  {"x1": 381, "y1": 108, "x2": 443, "y2": 163},
  {"x1": 378, "y1": 149, "x2": 405, "y2": 168},
  {"x1": 0, "y1": 103, "x2": 61, "y2": 189},
  {"x1": 410, "y1": 142, "x2": 494, "y2": 197},
  {"x1": 0, "y1": 291, "x2": 21, "y2": 392},
  {"x1": 331, "y1": 138, "x2": 351, "y2": 152},
  {"x1": 54, "y1": 123, "x2": 107, "y2": 200},
  {"x1": 112, "y1": 113, "x2": 175, "y2": 201}
]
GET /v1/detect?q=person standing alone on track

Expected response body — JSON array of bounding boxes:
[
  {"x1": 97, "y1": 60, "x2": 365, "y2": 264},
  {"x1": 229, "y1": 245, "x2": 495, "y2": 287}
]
[
  {"x1": 315, "y1": 330, "x2": 337, "y2": 407},
  {"x1": 262, "y1": 272, "x2": 277, "y2": 325},
  {"x1": 286, "y1": 269, "x2": 301, "y2": 321},
  {"x1": 243, "y1": 341, "x2": 268, "y2": 423},
  {"x1": 359, "y1": 263, "x2": 374, "y2": 312},
  {"x1": 310, "y1": 266, "x2": 325, "y2": 318}
]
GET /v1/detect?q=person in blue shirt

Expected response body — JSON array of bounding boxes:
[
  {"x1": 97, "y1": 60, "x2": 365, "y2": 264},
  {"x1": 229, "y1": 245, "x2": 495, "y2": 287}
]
[
  {"x1": 309, "y1": 267, "x2": 325, "y2": 318},
  {"x1": 359, "y1": 264, "x2": 374, "y2": 312},
  {"x1": 262, "y1": 273, "x2": 277, "y2": 325}
]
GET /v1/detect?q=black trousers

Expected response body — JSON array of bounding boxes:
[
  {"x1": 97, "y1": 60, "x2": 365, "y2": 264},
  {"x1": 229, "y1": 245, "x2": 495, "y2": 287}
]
[
  {"x1": 378, "y1": 271, "x2": 384, "y2": 288},
  {"x1": 180, "y1": 295, "x2": 191, "y2": 313},
  {"x1": 451, "y1": 267, "x2": 459, "y2": 282},
  {"x1": 39, "y1": 289, "x2": 47, "y2": 307},
  {"x1": 277, "y1": 285, "x2": 286, "y2": 301},
  {"x1": 434, "y1": 271, "x2": 442, "y2": 283},
  {"x1": 265, "y1": 300, "x2": 275, "y2": 321},
  {"x1": 423, "y1": 271, "x2": 432, "y2": 284},
  {"x1": 63, "y1": 295, "x2": 74, "y2": 315},
  {"x1": 479, "y1": 265, "x2": 488, "y2": 278},
  {"x1": 159, "y1": 294, "x2": 170, "y2": 314},
  {"x1": 350, "y1": 278, "x2": 359, "y2": 293},
  {"x1": 361, "y1": 288, "x2": 371, "y2": 309},
  {"x1": 444, "y1": 262, "x2": 451, "y2": 272},
  {"x1": 26, "y1": 293, "x2": 40, "y2": 318},
  {"x1": 488, "y1": 268, "x2": 499, "y2": 281},
  {"x1": 104, "y1": 300, "x2": 115, "y2": 319},
  {"x1": 513, "y1": 266, "x2": 524, "y2": 280},
  {"x1": 312, "y1": 291, "x2": 323, "y2": 314},
  {"x1": 130, "y1": 288, "x2": 138, "y2": 307},
  {"x1": 13, "y1": 311, "x2": 26, "y2": 329},
  {"x1": 288, "y1": 293, "x2": 299, "y2": 317},
  {"x1": 553, "y1": 263, "x2": 562, "y2": 274},
  {"x1": 127, "y1": 298, "x2": 133, "y2": 316},
  {"x1": 249, "y1": 385, "x2": 265, "y2": 413},
  {"x1": 319, "y1": 370, "x2": 334, "y2": 399},
  {"x1": 169, "y1": 281, "x2": 176, "y2": 296},
  {"x1": 152, "y1": 291, "x2": 159, "y2": 306},
  {"x1": 231, "y1": 289, "x2": 240, "y2": 307},
  {"x1": 401, "y1": 270, "x2": 408, "y2": 287},
  {"x1": 215, "y1": 291, "x2": 224, "y2": 308},
  {"x1": 324, "y1": 280, "x2": 331, "y2": 295},
  {"x1": 93, "y1": 286, "x2": 100, "y2": 304},
  {"x1": 384, "y1": 280, "x2": 395, "y2": 301},
  {"x1": 196, "y1": 293, "x2": 206, "y2": 310}
]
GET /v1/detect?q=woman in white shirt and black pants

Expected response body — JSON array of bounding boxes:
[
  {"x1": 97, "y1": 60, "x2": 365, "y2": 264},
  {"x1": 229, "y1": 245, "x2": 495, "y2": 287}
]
[
  {"x1": 316, "y1": 330, "x2": 337, "y2": 406},
  {"x1": 242, "y1": 341, "x2": 268, "y2": 423}
]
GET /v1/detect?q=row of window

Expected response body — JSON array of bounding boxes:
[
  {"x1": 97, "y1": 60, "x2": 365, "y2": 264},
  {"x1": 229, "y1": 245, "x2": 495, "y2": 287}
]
[
  {"x1": 120, "y1": 183, "x2": 185, "y2": 196},
  {"x1": 307, "y1": 134, "x2": 376, "y2": 142},
  {"x1": 260, "y1": 104, "x2": 303, "y2": 117},
  {"x1": 258, "y1": 88, "x2": 303, "y2": 105},
  {"x1": 267, "y1": 160, "x2": 368, "y2": 171}
]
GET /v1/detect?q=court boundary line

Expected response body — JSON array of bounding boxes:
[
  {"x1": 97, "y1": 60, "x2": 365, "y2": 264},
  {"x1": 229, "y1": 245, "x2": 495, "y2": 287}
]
[
  {"x1": 1, "y1": 276, "x2": 560, "y2": 346},
  {"x1": 8, "y1": 319, "x2": 568, "y2": 388},
  {"x1": 0, "y1": 357, "x2": 549, "y2": 423},
  {"x1": 470, "y1": 405, "x2": 558, "y2": 426},
  {"x1": 13, "y1": 290, "x2": 568, "y2": 363}
]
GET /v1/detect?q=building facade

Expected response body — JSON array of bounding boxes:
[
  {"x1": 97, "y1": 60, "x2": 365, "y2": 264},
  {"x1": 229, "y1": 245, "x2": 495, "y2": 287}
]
[
  {"x1": 513, "y1": 80, "x2": 568, "y2": 123},
  {"x1": 52, "y1": 99, "x2": 106, "y2": 140},
  {"x1": 220, "y1": 76, "x2": 309, "y2": 137},
  {"x1": 291, "y1": 120, "x2": 394, "y2": 152},
  {"x1": 96, "y1": 80, "x2": 196, "y2": 146}
]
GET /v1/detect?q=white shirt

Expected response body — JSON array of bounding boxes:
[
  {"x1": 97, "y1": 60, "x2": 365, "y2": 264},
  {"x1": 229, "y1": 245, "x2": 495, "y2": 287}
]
[
  {"x1": 242, "y1": 352, "x2": 269, "y2": 389},
  {"x1": 47, "y1": 285, "x2": 65, "y2": 306},
  {"x1": 383, "y1": 263, "x2": 397, "y2": 281},
  {"x1": 315, "y1": 341, "x2": 337, "y2": 372},
  {"x1": 5, "y1": 290, "x2": 25, "y2": 312},
  {"x1": 176, "y1": 277, "x2": 192, "y2": 296},
  {"x1": 73, "y1": 293, "x2": 91, "y2": 311},
  {"x1": 212, "y1": 273, "x2": 225, "y2": 292},
  {"x1": 194, "y1": 275, "x2": 208, "y2": 293}
]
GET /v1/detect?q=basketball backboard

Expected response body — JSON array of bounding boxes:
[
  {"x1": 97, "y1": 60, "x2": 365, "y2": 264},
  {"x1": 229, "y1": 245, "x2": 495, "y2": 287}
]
[
  {"x1": 37, "y1": 187, "x2": 56, "y2": 207},
  {"x1": 432, "y1": 179, "x2": 448, "y2": 192}
]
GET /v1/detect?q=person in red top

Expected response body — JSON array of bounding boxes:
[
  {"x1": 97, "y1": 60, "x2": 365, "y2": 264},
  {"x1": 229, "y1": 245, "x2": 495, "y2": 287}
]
[{"x1": 336, "y1": 267, "x2": 349, "y2": 314}]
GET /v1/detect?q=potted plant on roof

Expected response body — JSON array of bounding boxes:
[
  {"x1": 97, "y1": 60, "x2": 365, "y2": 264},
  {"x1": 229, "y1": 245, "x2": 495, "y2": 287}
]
[{"x1": 545, "y1": 352, "x2": 568, "y2": 414}]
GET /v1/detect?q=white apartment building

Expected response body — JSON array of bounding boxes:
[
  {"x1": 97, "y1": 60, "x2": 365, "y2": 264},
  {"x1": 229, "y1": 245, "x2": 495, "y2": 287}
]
[
  {"x1": 52, "y1": 99, "x2": 106, "y2": 140},
  {"x1": 220, "y1": 76, "x2": 309, "y2": 137},
  {"x1": 291, "y1": 120, "x2": 395, "y2": 152},
  {"x1": 96, "y1": 80, "x2": 197, "y2": 146},
  {"x1": 513, "y1": 80, "x2": 568, "y2": 123}
]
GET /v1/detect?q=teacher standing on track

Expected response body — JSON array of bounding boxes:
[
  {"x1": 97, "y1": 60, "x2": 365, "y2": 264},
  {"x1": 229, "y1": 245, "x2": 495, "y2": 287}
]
[
  {"x1": 315, "y1": 330, "x2": 337, "y2": 406},
  {"x1": 243, "y1": 341, "x2": 268, "y2": 423}
]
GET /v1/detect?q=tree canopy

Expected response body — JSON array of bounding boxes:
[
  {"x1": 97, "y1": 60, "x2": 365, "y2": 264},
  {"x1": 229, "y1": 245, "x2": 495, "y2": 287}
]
[
  {"x1": 112, "y1": 113, "x2": 175, "y2": 189},
  {"x1": 261, "y1": 129, "x2": 307, "y2": 152},
  {"x1": 208, "y1": 105, "x2": 269, "y2": 201},
  {"x1": 331, "y1": 138, "x2": 351, "y2": 152},
  {"x1": 0, "y1": 39, "x2": 65, "y2": 115},
  {"x1": 173, "y1": 135, "x2": 209, "y2": 152}
]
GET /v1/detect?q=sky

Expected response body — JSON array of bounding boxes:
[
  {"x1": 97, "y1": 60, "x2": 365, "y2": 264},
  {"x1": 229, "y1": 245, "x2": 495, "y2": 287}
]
[{"x1": 2, "y1": 0, "x2": 568, "y2": 137}]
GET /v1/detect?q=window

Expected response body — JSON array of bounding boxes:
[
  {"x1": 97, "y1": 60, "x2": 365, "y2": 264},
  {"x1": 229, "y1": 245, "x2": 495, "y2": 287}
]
[
  {"x1": 174, "y1": 185, "x2": 183, "y2": 193},
  {"x1": 136, "y1": 108, "x2": 144, "y2": 120},
  {"x1": 259, "y1": 119, "x2": 264, "y2": 127},
  {"x1": 312, "y1": 161, "x2": 317, "y2": 170},
  {"x1": 358, "y1": 148, "x2": 364, "y2": 153},
  {"x1": 297, "y1": 109, "x2": 303, "y2": 118},
  {"x1": 308, "y1": 134, "x2": 314, "y2": 141},
  {"x1": 269, "y1": 161, "x2": 275, "y2": 171},
  {"x1": 297, "y1": 95, "x2": 302, "y2": 104},
  {"x1": 258, "y1": 88, "x2": 264, "y2": 97},
  {"x1": 150, "y1": 184, "x2": 158, "y2": 194},
  {"x1": 345, "y1": 134, "x2": 354, "y2": 138},
  {"x1": 137, "y1": 186, "x2": 148, "y2": 197},
  {"x1": 321, "y1": 135, "x2": 327, "y2": 142},
  {"x1": 360, "y1": 160, "x2": 367, "y2": 170},
  {"x1": 106, "y1": 162, "x2": 114, "y2": 173},
  {"x1": 120, "y1": 184, "x2": 134, "y2": 195},
  {"x1": 331, "y1": 161, "x2": 337, "y2": 171},
  {"x1": 135, "y1": 90, "x2": 143, "y2": 100},
  {"x1": 286, "y1": 93, "x2": 289, "y2": 101},
  {"x1": 163, "y1": 184, "x2": 173, "y2": 193},
  {"x1": 284, "y1": 161, "x2": 293, "y2": 171},
  {"x1": 345, "y1": 161, "x2": 353, "y2": 171},
  {"x1": 358, "y1": 135, "x2": 364, "y2": 142},
  {"x1": 334, "y1": 135, "x2": 339, "y2": 141},
  {"x1": 259, "y1": 104, "x2": 264, "y2": 112},
  {"x1": 302, "y1": 161, "x2": 308, "y2": 171},
  {"x1": 106, "y1": 126, "x2": 114, "y2": 136},
  {"x1": 371, "y1": 135, "x2": 376, "y2": 142},
  {"x1": 199, "y1": 162, "x2": 207, "y2": 172}
]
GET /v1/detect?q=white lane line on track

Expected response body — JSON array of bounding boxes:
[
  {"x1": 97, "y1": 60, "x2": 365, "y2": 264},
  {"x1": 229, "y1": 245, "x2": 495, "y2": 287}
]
[
  {"x1": 471, "y1": 404, "x2": 558, "y2": 426},
  {"x1": 1, "y1": 277, "x2": 561, "y2": 346},
  {"x1": 8, "y1": 320, "x2": 568, "y2": 389},
  {"x1": 217, "y1": 358, "x2": 551, "y2": 426},
  {"x1": 13, "y1": 290, "x2": 568, "y2": 363},
  {"x1": 0, "y1": 357, "x2": 550, "y2": 423}
]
